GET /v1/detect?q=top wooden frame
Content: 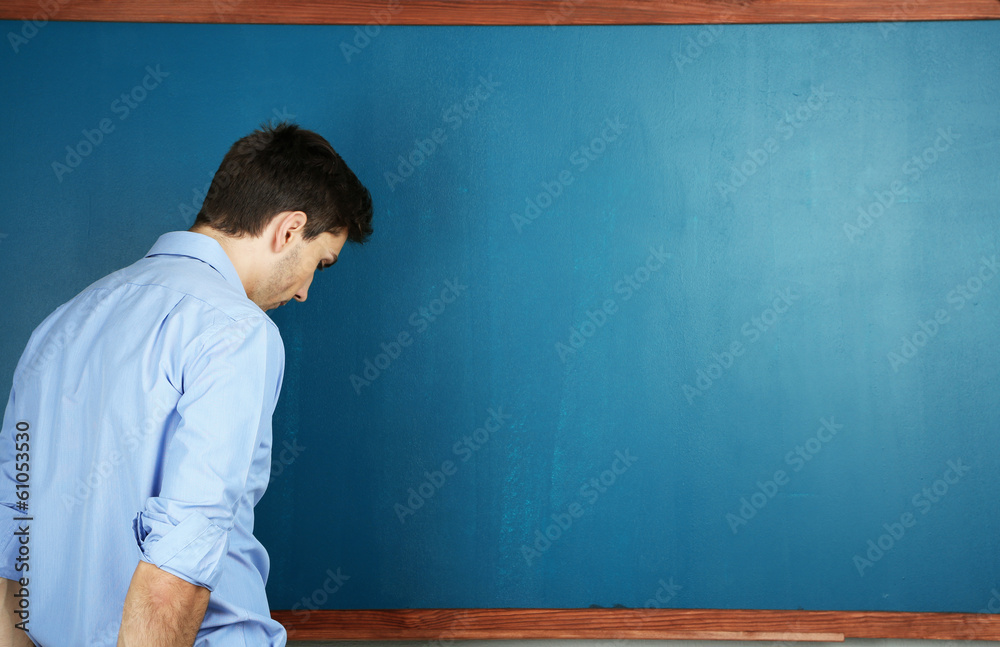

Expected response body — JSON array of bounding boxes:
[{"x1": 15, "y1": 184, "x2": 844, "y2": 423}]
[{"x1": 1, "y1": 0, "x2": 999, "y2": 25}]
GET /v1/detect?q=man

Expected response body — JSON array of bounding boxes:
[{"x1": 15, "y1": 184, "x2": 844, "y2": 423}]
[{"x1": 0, "y1": 122, "x2": 373, "y2": 645}]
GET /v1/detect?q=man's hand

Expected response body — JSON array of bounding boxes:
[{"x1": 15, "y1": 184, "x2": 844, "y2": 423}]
[
  {"x1": 0, "y1": 577, "x2": 33, "y2": 647},
  {"x1": 117, "y1": 560, "x2": 210, "y2": 647}
]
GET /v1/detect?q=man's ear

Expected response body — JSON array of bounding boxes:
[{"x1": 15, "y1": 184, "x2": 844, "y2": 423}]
[{"x1": 270, "y1": 210, "x2": 308, "y2": 253}]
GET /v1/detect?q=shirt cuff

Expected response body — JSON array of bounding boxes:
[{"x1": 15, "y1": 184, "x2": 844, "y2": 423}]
[{"x1": 132, "y1": 507, "x2": 230, "y2": 591}]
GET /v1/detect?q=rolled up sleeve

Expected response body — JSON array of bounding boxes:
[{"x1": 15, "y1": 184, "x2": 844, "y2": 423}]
[{"x1": 131, "y1": 315, "x2": 283, "y2": 591}]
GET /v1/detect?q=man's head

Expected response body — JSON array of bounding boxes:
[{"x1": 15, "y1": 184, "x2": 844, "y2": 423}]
[{"x1": 189, "y1": 122, "x2": 373, "y2": 311}]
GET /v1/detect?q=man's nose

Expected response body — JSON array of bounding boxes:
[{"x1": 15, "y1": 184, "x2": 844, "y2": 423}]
[{"x1": 294, "y1": 276, "x2": 313, "y2": 302}]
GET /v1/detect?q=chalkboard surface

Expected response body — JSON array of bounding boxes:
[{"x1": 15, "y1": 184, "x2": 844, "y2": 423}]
[{"x1": 1, "y1": 19, "x2": 999, "y2": 614}]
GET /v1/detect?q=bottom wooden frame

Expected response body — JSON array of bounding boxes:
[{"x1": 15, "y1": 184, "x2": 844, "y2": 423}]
[{"x1": 270, "y1": 608, "x2": 1000, "y2": 641}]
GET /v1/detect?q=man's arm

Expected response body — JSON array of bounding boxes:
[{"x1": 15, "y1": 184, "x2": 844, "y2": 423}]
[
  {"x1": 117, "y1": 561, "x2": 210, "y2": 647},
  {"x1": 0, "y1": 577, "x2": 33, "y2": 647},
  {"x1": 122, "y1": 317, "x2": 280, "y2": 642}
]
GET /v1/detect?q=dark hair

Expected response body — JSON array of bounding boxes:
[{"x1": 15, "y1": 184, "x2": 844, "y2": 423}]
[{"x1": 192, "y1": 122, "x2": 373, "y2": 243}]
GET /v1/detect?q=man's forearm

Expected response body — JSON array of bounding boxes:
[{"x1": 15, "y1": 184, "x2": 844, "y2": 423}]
[
  {"x1": 1, "y1": 578, "x2": 33, "y2": 647},
  {"x1": 117, "y1": 560, "x2": 210, "y2": 647}
]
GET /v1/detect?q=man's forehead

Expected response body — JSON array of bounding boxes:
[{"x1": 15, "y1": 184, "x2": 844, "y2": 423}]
[{"x1": 316, "y1": 230, "x2": 348, "y2": 254}]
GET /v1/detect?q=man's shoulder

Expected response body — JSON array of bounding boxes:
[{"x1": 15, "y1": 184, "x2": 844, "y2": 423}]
[
  {"x1": 115, "y1": 252, "x2": 268, "y2": 322},
  {"x1": 58, "y1": 252, "x2": 282, "y2": 355}
]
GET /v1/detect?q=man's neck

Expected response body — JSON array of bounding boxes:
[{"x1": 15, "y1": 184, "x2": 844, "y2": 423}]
[{"x1": 187, "y1": 225, "x2": 261, "y2": 299}]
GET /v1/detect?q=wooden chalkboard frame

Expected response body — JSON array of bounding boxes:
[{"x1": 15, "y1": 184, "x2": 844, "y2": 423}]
[
  {"x1": 269, "y1": 608, "x2": 1000, "y2": 641},
  {"x1": 5, "y1": 0, "x2": 1000, "y2": 640},
  {"x1": 0, "y1": 0, "x2": 999, "y2": 25}
]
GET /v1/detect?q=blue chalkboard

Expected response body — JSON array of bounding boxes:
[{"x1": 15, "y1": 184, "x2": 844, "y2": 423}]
[{"x1": 1, "y1": 19, "x2": 999, "y2": 614}]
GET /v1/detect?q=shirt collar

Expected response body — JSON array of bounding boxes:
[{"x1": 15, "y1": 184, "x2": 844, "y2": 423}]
[{"x1": 144, "y1": 231, "x2": 248, "y2": 298}]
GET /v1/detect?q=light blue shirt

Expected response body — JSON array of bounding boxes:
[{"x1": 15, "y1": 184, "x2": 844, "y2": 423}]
[{"x1": 0, "y1": 231, "x2": 287, "y2": 645}]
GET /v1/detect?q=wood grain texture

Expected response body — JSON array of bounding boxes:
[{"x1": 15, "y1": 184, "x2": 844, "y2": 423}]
[
  {"x1": 1, "y1": 0, "x2": 999, "y2": 25},
  {"x1": 269, "y1": 608, "x2": 1000, "y2": 641}
]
